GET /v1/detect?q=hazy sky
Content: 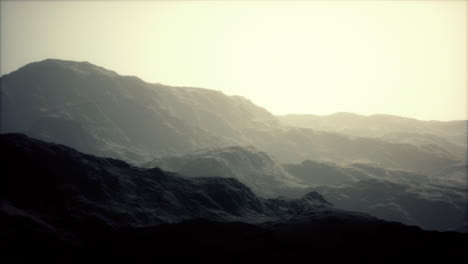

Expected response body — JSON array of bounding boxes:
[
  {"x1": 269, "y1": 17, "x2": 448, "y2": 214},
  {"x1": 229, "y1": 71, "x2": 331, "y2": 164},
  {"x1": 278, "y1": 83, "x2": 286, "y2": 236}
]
[{"x1": 1, "y1": 1, "x2": 466, "y2": 121}]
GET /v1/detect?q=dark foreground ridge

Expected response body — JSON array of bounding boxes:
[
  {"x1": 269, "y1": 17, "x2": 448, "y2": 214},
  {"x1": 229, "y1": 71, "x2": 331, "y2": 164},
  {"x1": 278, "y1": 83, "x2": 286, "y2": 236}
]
[{"x1": 1, "y1": 134, "x2": 467, "y2": 262}]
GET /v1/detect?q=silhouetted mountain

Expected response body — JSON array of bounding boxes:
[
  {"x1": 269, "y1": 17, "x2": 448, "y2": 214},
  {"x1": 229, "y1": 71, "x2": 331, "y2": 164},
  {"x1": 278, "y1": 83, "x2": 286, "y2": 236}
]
[
  {"x1": 1, "y1": 59, "x2": 461, "y2": 172},
  {"x1": 1, "y1": 134, "x2": 467, "y2": 262},
  {"x1": 144, "y1": 145, "x2": 306, "y2": 198}
]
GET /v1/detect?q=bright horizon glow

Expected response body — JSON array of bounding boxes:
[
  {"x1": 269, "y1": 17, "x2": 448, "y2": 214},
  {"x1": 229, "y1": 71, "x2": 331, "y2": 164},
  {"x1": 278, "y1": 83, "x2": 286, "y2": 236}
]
[{"x1": 1, "y1": 1, "x2": 467, "y2": 121}]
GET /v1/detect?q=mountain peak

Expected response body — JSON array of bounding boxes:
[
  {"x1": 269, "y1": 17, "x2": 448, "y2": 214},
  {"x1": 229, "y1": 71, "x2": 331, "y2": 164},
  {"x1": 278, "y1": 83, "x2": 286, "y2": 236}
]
[{"x1": 1, "y1": 59, "x2": 122, "y2": 80}]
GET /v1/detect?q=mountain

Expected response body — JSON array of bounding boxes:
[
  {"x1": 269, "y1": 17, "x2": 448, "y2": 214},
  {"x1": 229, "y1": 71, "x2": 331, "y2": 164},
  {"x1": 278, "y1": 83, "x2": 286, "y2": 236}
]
[
  {"x1": 1, "y1": 59, "x2": 462, "y2": 172},
  {"x1": 285, "y1": 160, "x2": 468, "y2": 231},
  {"x1": 144, "y1": 145, "x2": 306, "y2": 198},
  {"x1": 0, "y1": 59, "x2": 277, "y2": 163},
  {"x1": 2, "y1": 133, "x2": 468, "y2": 262},
  {"x1": 277, "y1": 112, "x2": 468, "y2": 147}
]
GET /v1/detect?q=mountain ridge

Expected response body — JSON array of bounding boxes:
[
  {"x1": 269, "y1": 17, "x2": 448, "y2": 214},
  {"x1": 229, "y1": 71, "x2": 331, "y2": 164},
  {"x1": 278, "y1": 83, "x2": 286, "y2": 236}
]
[{"x1": 1, "y1": 59, "x2": 463, "y2": 172}]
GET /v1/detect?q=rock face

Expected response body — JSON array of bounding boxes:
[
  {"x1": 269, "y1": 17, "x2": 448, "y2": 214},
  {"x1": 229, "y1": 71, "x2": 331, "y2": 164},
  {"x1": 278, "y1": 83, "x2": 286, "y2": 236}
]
[
  {"x1": 144, "y1": 145, "x2": 305, "y2": 198},
  {"x1": 2, "y1": 134, "x2": 468, "y2": 263},
  {"x1": 1, "y1": 59, "x2": 462, "y2": 172}
]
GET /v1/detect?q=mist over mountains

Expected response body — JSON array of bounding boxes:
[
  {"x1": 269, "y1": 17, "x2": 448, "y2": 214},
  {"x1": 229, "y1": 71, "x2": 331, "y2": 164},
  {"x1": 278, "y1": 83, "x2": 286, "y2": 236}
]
[
  {"x1": 1, "y1": 59, "x2": 467, "y2": 261},
  {"x1": 1, "y1": 59, "x2": 464, "y2": 172}
]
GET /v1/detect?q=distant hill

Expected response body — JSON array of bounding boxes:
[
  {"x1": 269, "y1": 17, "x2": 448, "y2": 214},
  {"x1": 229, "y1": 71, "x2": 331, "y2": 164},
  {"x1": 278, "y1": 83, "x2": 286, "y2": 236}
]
[{"x1": 277, "y1": 112, "x2": 467, "y2": 147}]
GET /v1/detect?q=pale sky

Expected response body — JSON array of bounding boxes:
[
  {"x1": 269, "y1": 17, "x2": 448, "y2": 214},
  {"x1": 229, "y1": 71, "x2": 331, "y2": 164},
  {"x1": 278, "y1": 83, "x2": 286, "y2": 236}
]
[{"x1": 1, "y1": 1, "x2": 467, "y2": 121}]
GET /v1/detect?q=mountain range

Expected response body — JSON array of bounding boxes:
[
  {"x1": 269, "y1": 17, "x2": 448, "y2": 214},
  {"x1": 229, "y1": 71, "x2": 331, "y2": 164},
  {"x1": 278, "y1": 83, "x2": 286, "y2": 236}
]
[
  {"x1": 1, "y1": 59, "x2": 467, "y2": 261},
  {"x1": 1, "y1": 133, "x2": 467, "y2": 262},
  {"x1": 1, "y1": 59, "x2": 464, "y2": 173},
  {"x1": 145, "y1": 146, "x2": 467, "y2": 231}
]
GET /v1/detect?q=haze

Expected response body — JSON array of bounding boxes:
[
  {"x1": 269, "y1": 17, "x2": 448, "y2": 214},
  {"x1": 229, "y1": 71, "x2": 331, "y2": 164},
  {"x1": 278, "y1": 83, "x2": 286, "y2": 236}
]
[{"x1": 1, "y1": 0, "x2": 466, "y2": 121}]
